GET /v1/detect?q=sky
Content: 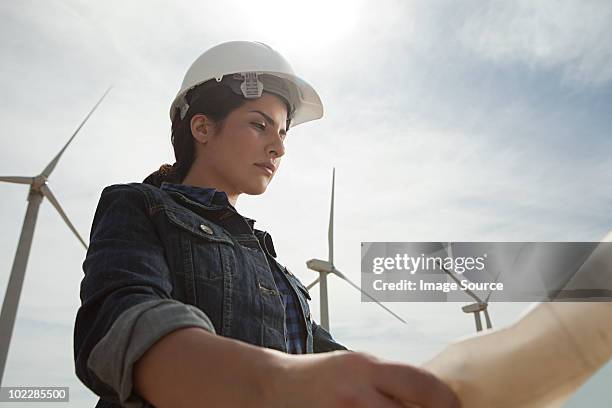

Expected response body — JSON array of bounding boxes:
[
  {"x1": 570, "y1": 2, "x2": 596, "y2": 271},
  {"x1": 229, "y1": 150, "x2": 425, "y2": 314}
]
[{"x1": 1, "y1": 0, "x2": 612, "y2": 406}]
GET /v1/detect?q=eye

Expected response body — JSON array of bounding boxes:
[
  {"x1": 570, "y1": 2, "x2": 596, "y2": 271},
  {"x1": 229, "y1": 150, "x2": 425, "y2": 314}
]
[{"x1": 252, "y1": 122, "x2": 266, "y2": 131}]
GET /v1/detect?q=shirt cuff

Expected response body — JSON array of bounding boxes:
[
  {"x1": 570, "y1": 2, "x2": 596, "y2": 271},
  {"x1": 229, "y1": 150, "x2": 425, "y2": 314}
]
[{"x1": 87, "y1": 299, "x2": 216, "y2": 408}]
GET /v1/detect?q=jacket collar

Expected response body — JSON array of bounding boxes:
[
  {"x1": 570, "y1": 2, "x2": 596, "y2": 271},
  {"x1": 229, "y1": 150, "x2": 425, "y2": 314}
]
[
  {"x1": 161, "y1": 181, "x2": 227, "y2": 207},
  {"x1": 253, "y1": 230, "x2": 277, "y2": 258},
  {"x1": 159, "y1": 182, "x2": 278, "y2": 258},
  {"x1": 159, "y1": 181, "x2": 258, "y2": 232}
]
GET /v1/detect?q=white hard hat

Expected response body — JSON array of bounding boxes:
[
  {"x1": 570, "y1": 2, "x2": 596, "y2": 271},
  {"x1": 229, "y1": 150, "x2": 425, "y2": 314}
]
[{"x1": 170, "y1": 41, "x2": 324, "y2": 127}]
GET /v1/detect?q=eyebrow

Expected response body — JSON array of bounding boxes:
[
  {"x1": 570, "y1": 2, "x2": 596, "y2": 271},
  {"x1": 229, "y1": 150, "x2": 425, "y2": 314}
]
[{"x1": 249, "y1": 110, "x2": 287, "y2": 135}]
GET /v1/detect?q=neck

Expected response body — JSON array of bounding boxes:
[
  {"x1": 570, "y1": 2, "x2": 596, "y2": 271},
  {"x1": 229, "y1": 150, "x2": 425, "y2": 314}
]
[{"x1": 182, "y1": 165, "x2": 239, "y2": 208}]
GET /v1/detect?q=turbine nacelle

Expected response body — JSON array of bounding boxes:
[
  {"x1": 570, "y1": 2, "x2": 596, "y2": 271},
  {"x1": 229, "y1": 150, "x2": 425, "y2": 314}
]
[
  {"x1": 462, "y1": 302, "x2": 488, "y2": 313},
  {"x1": 32, "y1": 175, "x2": 48, "y2": 191},
  {"x1": 306, "y1": 258, "x2": 332, "y2": 274}
]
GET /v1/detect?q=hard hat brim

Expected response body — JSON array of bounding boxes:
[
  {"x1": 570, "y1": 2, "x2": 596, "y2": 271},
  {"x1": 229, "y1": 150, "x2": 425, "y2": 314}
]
[{"x1": 169, "y1": 71, "x2": 323, "y2": 127}]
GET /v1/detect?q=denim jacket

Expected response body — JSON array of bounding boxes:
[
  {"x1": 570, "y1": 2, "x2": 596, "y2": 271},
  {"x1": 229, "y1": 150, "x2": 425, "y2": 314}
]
[{"x1": 73, "y1": 182, "x2": 347, "y2": 408}]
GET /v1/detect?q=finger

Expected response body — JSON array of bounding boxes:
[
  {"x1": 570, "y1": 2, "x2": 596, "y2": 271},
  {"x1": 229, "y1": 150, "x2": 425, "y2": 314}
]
[{"x1": 372, "y1": 362, "x2": 460, "y2": 408}]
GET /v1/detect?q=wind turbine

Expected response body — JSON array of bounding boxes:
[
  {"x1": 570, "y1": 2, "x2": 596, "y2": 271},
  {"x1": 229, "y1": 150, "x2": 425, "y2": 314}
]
[
  {"x1": 0, "y1": 87, "x2": 112, "y2": 385},
  {"x1": 305, "y1": 167, "x2": 406, "y2": 332},
  {"x1": 443, "y1": 266, "x2": 494, "y2": 332},
  {"x1": 438, "y1": 245, "x2": 498, "y2": 332}
]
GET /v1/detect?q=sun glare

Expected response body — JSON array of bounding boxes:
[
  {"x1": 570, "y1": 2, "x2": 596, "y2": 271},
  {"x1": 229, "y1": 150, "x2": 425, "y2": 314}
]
[{"x1": 246, "y1": 0, "x2": 365, "y2": 52}]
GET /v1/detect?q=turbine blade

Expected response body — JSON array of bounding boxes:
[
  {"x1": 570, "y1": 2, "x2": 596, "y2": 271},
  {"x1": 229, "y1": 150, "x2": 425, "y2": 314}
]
[
  {"x1": 42, "y1": 86, "x2": 112, "y2": 177},
  {"x1": 0, "y1": 176, "x2": 33, "y2": 185},
  {"x1": 306, "y1": 277, "x2": 320, "y2": 290},
  {"x1": 333, "y1": 268, "x2": 407, "y2": 324},
  {"x1": 440, "y1": 262, "x2": 484, "y2": 304},
  {"x1": 40, "y1": 184, "x2": 88, "y2": 249},
  {"x1": 484, "y1": 308, "x2": 493, "y2": 329},
  {"x1": 484, "y1": 269, "x2": 504, "y2": 303},
  {"x1": 474, "y1": 312, "x2": 483, "y2": 332},
  {"x1": 328, "y1": 167, "x2": 335, "y2": 266},
  {"x1": 446, "y1": 242, "x2": 454, "y2": 258}
]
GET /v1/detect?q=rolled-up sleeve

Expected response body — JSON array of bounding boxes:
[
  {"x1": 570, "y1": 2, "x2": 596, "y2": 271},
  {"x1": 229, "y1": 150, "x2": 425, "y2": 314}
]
[
  {"x1": 312, "y1": 320, "x2": 349, "y2": 353},
  {"x1": 73, "y1": 184, "x2": 216, "y2": 407}
]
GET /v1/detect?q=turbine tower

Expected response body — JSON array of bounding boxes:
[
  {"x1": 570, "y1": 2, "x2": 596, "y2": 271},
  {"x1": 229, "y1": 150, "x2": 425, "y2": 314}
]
[
  {"x1": 305, "y1": 167, "x2": 406, "y2": 332},
  {"x1": 439, "y1": 245, "x2": 497, "y2": 332},
  {"x1": 0, "y1": 87, "x2": 112, "y2": 385},
  {"x1": 447, "y1": 269, "x2": 493, "y2": 332}
]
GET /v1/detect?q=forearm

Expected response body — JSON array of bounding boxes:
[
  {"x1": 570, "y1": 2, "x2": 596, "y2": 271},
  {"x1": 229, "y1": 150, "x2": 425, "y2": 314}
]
[{"x1": 133, "y1": 327, "x2": 282, "y2": 408}]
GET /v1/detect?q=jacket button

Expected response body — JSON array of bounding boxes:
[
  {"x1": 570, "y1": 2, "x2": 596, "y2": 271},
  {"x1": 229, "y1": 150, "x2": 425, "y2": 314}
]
[{"x1": 199, "y1": 224, "x2": 214, "y2": 235}]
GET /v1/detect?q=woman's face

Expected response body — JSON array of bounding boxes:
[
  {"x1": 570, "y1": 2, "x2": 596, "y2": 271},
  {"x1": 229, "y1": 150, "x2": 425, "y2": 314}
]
[{"x1": 185, "y1": 92, "x2": 288, "y2": 205}]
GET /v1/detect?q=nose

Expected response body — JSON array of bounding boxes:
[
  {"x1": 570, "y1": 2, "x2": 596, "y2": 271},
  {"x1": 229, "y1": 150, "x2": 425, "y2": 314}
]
[{"x1": 268, "y1": 132, "x2": 286, "y2": 158}]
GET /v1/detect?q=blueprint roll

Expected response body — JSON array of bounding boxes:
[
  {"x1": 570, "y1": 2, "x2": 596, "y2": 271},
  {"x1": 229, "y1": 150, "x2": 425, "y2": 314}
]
[{"x1": 420, "y1": 234, "x2": 612, "y2": 408}]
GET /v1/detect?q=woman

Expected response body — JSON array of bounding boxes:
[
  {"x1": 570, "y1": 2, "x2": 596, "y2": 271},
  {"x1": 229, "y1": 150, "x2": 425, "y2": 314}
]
[{"x1": 74, "y1": 41, "x2": 459, "y2": 408}]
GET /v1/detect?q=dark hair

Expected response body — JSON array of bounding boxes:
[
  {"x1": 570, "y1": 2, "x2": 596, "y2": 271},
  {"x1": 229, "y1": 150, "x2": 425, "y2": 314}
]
[{"x1": 142, "y1": 82, "x2": 247, "y2": 187}]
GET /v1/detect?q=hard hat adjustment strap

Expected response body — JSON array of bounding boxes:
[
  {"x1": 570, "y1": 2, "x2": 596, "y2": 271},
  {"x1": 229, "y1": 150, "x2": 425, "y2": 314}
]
[
  {"x1": 238, "y1": 72, "x2": 264, "y2": 99},
  {"x1": 175, "y1": 72, "x2": 293, "y2": 121}
]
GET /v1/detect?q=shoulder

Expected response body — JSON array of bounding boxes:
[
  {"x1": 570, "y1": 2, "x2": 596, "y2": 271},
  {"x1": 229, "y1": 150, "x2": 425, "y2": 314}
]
[
  {"x1": 99, "y1": 182, "x2": 160, "y2": 198},
  {"x1": 94, "y1": 182, "x2": 191, "y2": 223},
  {"x1": 92, "y1": 183, "x2": 171, "y2": 225},
  {"x1": 90, "y1": 183, "x2": 181, "y2": 237},
  {"x1": 97, "y1": 182, "x2": 170, "y2": 207}
]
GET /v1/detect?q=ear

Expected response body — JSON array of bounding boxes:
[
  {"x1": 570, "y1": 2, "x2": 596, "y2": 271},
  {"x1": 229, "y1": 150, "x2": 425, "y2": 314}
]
[{"x1": 190, "y1": 114, "x2": 214, "y2": 144}]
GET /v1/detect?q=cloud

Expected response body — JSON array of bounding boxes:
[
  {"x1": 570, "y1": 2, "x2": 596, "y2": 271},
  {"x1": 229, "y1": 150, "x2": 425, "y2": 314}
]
[{"x1": 458, "y1": 0, "x2": 612, "y2": 87}]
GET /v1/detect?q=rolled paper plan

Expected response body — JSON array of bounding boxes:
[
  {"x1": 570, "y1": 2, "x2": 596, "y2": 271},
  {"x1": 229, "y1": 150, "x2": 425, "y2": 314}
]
[
  {"x1": 421, "y1": 302, "x2": 612, "y2": 407},
  {"x1": 417, "y1": 236, "x2": 612, "y2": 408}
]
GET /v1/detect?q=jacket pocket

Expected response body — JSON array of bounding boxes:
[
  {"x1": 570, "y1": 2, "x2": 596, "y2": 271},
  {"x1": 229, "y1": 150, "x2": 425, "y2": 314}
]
[
  {"x1": 165, "y1": 208, "x2": 234, "y2": 281},
  {"x1": 164, "y1": 208, "x2": 234, "y2": 246}
]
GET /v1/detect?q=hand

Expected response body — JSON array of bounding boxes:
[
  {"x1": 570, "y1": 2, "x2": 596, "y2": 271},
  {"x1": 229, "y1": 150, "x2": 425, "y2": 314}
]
[{"x1": 265, "y1": 350, "x2": 461, "y2": 408}]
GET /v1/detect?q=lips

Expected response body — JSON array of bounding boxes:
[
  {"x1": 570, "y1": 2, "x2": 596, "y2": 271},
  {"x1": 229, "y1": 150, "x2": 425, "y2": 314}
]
[{"x1": 254, "y1": 162, "x2": 276, "y2": 173}]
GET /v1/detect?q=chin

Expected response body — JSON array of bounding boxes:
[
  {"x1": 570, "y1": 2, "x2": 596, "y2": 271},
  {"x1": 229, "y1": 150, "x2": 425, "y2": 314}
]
[{"x1": 243, "y1": 182, "x2": 269, "y2": 196}]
